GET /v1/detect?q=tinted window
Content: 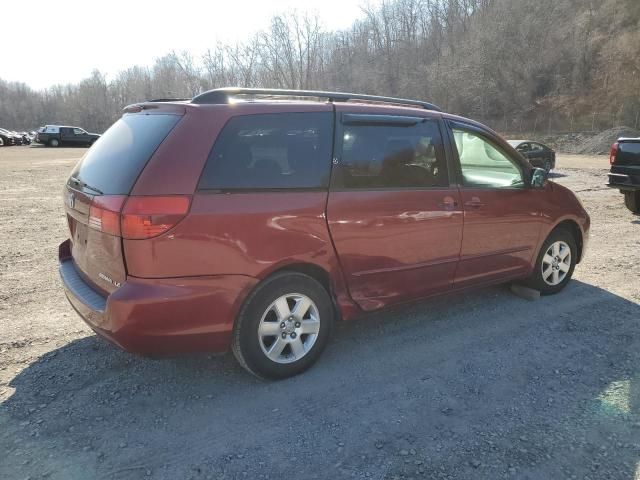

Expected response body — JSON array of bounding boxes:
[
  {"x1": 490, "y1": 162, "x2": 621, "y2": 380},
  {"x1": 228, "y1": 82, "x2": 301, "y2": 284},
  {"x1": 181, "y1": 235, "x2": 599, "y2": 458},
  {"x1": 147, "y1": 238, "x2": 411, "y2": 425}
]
[
  {"x1": 452, "y1": 127, "x2": 524, "y2": 188},
  {"x1": 617, "y1": 142, "x2": 640, "y2": 165},
  {"x1": 333, "y1": 118, "x2": 448, "y2": 189},
  {"x1": 530, "y1": 143, "x2": 545, "y2": 152},
  {"x1": 199, "y1": 112, "x2": 333, "y2": 190},
  {"x1": 69, "y1": 113, "x2": 180, "y2": 195}
]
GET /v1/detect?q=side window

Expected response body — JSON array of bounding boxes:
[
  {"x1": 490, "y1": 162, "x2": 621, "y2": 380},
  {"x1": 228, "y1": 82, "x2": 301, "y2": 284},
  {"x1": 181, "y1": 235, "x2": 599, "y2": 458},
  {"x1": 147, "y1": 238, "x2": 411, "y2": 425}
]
[
  {"x1": 73, "y1": 128, "x2": 84, "y2": 135},
  {"x1": 60, "y1": 128, "x2": 72, "y2": 136},
  {"x1": 518, "y1": 143, "x2": 530, "y2": 152},
  {"x1": 452, "y1": 127, "x2": 524, "y2": 188},
  {"x1": 530, "y1": 143, "x2": 544, "y2": 152},
  {"x1": 333, "y1": 118, "x2": 448, "y2": 189},
  {"x1": 199, "y1": 112, "x2": 333, "y2": 190}
]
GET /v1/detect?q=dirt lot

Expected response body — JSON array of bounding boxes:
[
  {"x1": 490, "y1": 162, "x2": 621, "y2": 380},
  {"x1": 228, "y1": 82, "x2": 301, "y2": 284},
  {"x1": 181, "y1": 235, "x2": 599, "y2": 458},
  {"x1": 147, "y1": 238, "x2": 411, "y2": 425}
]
[{"x1": 1, "y1": 147, "x2": 639, "y2": 480}]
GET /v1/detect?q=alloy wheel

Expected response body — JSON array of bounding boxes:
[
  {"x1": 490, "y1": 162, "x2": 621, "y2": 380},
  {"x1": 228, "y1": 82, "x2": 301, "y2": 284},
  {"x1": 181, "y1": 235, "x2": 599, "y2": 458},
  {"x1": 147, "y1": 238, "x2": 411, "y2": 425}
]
[
  {"x1": 258, "y1": 293, "x2": 320, "y2": 364},
  {"x1": 541, "y1": 240, "x2": 571, "y2": 286}
]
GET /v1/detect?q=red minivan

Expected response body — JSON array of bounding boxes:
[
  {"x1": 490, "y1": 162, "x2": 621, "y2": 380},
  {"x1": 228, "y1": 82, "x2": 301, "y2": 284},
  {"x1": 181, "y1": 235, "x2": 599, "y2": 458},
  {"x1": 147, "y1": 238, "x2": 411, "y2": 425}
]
[{"x1": 59, "y1": 88, "x2": 590, "y2": 378}]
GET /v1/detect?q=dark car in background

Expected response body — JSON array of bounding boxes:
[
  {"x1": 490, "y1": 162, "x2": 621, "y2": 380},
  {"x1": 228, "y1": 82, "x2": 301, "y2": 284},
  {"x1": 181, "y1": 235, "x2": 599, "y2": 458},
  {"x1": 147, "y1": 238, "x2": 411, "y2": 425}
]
[
  {"x1": 508, "y1": 140, "x2": 556, "y2": 172},
  {"x1": 0, "y1": 128, "x2": 16, "y2": 146},
  {"x1": 608, "y1": 137, "x2": 640, "y2": 214},
  {"x1": 35, "y1": 125, "x2": 100, "y2": 147},
  {"x1": 18, "y1": 132, "x2": 31, "y2": 145},
  {"x1": 0, "y1": 128, "x2": 25, "y2": 146}
]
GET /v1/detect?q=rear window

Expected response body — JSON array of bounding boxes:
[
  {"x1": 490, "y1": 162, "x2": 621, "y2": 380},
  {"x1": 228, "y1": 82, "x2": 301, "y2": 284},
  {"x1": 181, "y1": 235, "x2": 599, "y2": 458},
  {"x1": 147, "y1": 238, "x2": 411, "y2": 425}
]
[
  {"x1": 69, "y1": 114, "x2": 180, "y2": 195},
  {"x1": 198, "y1": 112, "x2": 333, "y2": 190},
  {"x1": 617, "y1": 142, "x2": 640, "y2": 165}
]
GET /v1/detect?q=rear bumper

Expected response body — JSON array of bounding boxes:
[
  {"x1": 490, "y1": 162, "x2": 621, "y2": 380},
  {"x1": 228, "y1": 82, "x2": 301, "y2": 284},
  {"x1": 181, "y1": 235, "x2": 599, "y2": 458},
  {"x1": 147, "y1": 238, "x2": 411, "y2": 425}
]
[
  {"x1": 58, "y1": 239, "x2": 258, "y2": 355},
  {"x1": 608, "y1": 172, "x2": 640, "y2": 191}
]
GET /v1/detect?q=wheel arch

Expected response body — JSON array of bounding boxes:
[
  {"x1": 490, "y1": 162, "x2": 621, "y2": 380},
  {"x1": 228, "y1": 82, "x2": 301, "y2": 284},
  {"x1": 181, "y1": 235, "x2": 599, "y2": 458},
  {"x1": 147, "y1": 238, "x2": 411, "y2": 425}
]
[
  {"x1": 260, "y1": 262, "x2": 344, "y2": 321},
  {"x1": 552, "y1": 219, "x2": 584, "y2": 263}
]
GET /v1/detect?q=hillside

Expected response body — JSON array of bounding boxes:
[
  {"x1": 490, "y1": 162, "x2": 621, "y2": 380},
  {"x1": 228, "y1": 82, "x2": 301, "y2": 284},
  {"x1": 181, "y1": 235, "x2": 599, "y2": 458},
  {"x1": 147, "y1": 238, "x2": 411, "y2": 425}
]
[{"x1": 1, "y1": 0, "x2": 639, "y2": 132}]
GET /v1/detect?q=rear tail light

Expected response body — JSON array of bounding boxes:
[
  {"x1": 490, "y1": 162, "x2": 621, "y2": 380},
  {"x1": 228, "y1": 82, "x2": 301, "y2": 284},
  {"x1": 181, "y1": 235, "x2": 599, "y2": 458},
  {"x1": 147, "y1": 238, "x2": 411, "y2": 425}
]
[
  {"x1": 86, "y1": 195, "x2": 191, "y2": 239},
  {"x1": 121, "y1": 196, "x2": 191, "y2": 239},
  {"x1": 88, "y1": 195, "x2": 126, "y2": 236},
  {"x1": 610, "y1": 142, "x2": 619, "y2": 165}
]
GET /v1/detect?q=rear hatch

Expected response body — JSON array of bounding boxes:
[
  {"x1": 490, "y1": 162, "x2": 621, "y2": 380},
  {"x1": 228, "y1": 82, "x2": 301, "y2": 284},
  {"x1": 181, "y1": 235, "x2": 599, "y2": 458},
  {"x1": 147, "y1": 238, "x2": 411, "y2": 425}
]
[
  {"x1": 610, "y1": 139, "x2": 640, "y2": 188},
  {"x1": 613, "y1": 140, "x2": 640, "y2": 166},
  {"x1": 64, "y1": 112, "x2": 182, "y2": 294}
]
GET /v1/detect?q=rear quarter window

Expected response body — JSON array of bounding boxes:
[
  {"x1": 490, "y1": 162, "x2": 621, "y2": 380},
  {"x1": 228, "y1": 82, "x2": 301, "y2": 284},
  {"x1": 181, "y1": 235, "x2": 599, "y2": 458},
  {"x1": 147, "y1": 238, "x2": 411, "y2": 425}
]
[
  {"x1": 69, "y1": 113, "x2": 181, "y2": 195},
  {"x1": 198, "y1": 112, "x2": 333, "y2": 190}
]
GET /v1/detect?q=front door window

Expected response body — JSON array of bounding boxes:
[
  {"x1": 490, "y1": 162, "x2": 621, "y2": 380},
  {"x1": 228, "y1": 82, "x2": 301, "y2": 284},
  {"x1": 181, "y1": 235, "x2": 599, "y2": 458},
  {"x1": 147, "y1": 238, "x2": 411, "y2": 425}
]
[{"x1": 452, "y1": 128, "x2": 524, "y2": 188}]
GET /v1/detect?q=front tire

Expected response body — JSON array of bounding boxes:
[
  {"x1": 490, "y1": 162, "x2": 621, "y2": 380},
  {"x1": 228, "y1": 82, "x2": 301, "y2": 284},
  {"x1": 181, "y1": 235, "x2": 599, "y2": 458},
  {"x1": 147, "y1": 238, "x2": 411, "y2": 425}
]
[
  {"x1": 624, "y1": 191, "x2": 640, "y2": 214},
  {"x1": 232, "y1": 272, "x2": 334, "y2": 379},
  {"x1": 524, "y1": 227, "x2": 577, "y2": 295}
]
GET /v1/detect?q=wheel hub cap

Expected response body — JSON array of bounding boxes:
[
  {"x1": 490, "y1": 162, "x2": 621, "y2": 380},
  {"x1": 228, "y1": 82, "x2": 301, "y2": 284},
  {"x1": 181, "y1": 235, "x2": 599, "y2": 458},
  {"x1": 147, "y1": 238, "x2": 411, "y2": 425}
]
[
  {"x1": 283, "y1": 319, "x2": 296, "y2": 334},
  {"x1": 258, "y1": 293, "x2": 321, "y2": 364},
  {"x1": 541, "y1": 240, "x2": 572, "y2": 286}
]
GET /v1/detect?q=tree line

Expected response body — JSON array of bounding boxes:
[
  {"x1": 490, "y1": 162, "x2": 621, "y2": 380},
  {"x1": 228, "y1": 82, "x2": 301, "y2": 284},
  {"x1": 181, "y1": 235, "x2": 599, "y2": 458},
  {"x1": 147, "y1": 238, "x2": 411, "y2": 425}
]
[{"x1": 1, "y1": 0, "x2": 639, "y2": 133}]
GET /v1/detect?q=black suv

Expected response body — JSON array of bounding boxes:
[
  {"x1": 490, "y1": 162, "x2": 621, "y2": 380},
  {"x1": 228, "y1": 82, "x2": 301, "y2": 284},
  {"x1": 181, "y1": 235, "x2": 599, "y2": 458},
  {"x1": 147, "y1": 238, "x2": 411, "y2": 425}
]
[
  {"x1": 35, "y1": 125, "x2": 100, "y2": 147},
  {"x1": 608, "y1": 137, "x2": 640, "y2": 213}
]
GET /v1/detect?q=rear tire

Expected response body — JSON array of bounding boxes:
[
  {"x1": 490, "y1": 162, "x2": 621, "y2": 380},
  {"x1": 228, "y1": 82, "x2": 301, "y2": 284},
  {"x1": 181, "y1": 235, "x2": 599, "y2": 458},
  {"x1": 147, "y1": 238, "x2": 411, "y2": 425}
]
[
  {"x1": 232, "y1": 272, "x2": 334, "y2": 380},
  {"x1": 524, "y1": 227, "x2": 577, "y2": 295},
  {"x1": 49, "y1": 138, "x2": 60, "y2": 147},
  {"x1": 0, "y1": 137, "x2": 4, "y2": 147},
  {"x1": 624, "y1": 191, "x2": 640, "y2": 214}
]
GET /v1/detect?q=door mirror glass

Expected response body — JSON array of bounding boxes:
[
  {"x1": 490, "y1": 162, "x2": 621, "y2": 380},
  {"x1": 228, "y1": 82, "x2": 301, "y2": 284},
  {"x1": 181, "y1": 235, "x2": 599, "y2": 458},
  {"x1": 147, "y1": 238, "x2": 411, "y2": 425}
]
[{"x1": 531, "y1": 167, "x2": 548, "y2": 188}]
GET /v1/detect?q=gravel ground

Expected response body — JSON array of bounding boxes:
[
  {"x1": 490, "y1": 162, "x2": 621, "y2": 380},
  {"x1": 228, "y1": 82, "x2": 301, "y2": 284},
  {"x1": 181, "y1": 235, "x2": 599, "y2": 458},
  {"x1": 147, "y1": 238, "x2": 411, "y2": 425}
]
[{"x1": 1, "y1": 147, "x2": 639, "y2": 480}]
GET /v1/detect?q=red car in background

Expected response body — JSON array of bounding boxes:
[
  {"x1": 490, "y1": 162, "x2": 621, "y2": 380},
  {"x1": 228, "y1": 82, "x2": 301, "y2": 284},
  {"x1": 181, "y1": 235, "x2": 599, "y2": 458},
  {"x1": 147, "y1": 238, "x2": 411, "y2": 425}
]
[{"x1": 59, "y1": 88, "x2": 590, "y2": 379}]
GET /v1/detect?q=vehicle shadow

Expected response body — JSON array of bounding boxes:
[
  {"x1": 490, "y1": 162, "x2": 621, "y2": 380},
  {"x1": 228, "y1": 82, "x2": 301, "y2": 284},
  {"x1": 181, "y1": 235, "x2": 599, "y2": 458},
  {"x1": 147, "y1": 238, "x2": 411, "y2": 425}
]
[
  {"x1": 1, "y1": 280, "x2": 639, "y2": 480},
  {"x1": 549, "y1": 171, "x2": 567, "y2": 178}
]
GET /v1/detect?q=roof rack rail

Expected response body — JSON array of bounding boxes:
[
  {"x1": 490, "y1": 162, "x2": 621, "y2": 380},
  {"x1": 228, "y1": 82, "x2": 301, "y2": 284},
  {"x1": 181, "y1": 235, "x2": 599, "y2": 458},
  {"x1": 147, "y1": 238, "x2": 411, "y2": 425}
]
[
  {"x1": 190, "y1": 88, "x2": 441, "y2": 112},
  {"x1": 148, "y1": 98, "x2": 190, "y2": 102}
]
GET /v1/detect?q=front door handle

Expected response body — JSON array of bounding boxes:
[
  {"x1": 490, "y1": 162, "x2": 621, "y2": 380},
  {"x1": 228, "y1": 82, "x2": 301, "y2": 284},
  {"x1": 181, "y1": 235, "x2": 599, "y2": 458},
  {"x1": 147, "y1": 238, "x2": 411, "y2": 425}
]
[{"x1": 464, "y1": 196, "x2": 485, "y2": 209}]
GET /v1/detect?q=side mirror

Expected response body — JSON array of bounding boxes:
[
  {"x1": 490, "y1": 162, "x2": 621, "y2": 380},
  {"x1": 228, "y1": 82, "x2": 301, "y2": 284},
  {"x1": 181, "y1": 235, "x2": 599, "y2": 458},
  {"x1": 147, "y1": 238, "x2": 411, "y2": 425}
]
[{"x1": 530, "y1": 167, "x2": 548, "y2": 188}]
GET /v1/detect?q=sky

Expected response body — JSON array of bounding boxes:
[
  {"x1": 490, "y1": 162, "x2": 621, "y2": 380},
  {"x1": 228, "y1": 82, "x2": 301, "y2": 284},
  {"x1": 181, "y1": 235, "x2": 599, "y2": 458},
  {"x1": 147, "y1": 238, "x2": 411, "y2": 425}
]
[{"x1": 1, "y1": 0, "x2": 374, "y2": 90}]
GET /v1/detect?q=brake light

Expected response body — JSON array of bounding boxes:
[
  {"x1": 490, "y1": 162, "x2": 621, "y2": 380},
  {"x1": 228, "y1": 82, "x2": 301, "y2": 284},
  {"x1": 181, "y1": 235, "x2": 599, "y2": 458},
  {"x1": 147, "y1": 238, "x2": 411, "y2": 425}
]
[
  {"x1": 88, "y1": 195, "x2": 126, "y2": 236},
  {"x1": 610, "y1": 142, "x2": 619, "y2": 165},
  {"x1": 121, "y1": 196, "x2": 191, "y2": 239}
]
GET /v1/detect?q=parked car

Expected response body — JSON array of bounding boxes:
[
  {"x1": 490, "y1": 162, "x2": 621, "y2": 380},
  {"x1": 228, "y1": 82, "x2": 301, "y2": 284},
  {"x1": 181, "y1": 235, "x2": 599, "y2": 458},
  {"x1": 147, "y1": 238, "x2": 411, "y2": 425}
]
[
  {"x1": 608, "y1": 137, "x2": 640, "y2": 214},
  {"x1": 35, "y1": 125, "x2": 100, "y2": 147},
  {"x1": 18, "y1": 131, "x2": 31, "y2": 145},
  {"x1": 507, "y1": 140, "x2": 556, "y2": 172},
  {"x1": 58, "y1": 88, "x2": 590, "y2": 379},
  {"x1": 0, "y1": 128, "x2": 17, "y2": 146}
]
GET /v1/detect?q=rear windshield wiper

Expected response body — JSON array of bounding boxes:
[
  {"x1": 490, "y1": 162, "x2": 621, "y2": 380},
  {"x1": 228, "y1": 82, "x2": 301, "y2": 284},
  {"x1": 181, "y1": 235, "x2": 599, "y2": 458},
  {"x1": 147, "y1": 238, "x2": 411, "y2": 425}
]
[{"x1": 69, "y1": 177, "x2": 104, "y2": 195}]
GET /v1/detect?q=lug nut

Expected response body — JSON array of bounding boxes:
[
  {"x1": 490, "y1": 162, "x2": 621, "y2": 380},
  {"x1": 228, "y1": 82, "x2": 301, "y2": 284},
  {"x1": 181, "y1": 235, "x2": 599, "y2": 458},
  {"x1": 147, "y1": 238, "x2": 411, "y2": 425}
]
[
  {"x1": 290, "y1": 332, "x2": 297, "y2": 339},
  {"x1": 280, "y1": 322, "x2": 286, "y2": 328},
  {"x1": 281, "y1": 333, "x2": 287, "y2": 339},
  {"x1": 295, "y1": 322, "x2": 301, "y2": 328}
]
